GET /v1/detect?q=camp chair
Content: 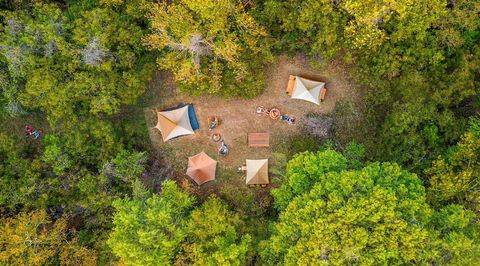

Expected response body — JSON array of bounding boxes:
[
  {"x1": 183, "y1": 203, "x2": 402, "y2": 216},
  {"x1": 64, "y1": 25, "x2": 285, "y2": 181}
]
[
  {"x1": 208, "y1": 115, "x2": 220, "y2": 131},
  {"x1": 25, "y1": 125, "x2": 33, "y2": 135},
  {"x1": 256, "y1": 106, "x2": 268, "y2": 115},
  {"x1": 238, "y1": 164, "x2": 247, "y2": 172}
]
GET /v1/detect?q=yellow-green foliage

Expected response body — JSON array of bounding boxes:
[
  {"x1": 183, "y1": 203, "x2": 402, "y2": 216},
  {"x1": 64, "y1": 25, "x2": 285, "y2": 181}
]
[
  {"x1": 144, "y1": 0, "x2": 272, "y2": 97},
  {"x1": 180, "y1": 197, "x2": 252, "y2": 265},
  {"x1": 108, "y1": 183, "x2": 253, "y2": 266},
  {"x1": 108, "y1": 181, "x2": 195, "y2": 266},
  {"x1": 0, "y1": 210, "x2": 97, "y2": 266},
  {"x1": 427, "y1": 118, "x2": 480, "y2": 213},
  {"x1": 262, "y1": 150, "x2": 480, "y2": 265}
]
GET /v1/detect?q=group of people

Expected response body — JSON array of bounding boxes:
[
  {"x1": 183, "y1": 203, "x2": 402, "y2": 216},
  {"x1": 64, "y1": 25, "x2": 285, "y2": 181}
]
[
  {"x1": 208, "y1": 116, "x2": 229, "y2": 155},
  {"x1": 25, "y1": 125, "x2": 43, "y2": 140}
]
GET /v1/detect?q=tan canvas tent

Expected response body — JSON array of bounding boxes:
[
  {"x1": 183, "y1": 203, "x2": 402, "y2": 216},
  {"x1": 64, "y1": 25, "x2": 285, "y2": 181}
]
[
  {"x1": 186, "y1": 152, "x2": 217, "y2": 185},
  {"x1": 155, "y1": 105, "x2": 194, "y2": 141},
  {"x1": 291, "y1": 76, "x2": 325, "y2": 105},
  {"x1": 246, "y1": 159, "x2": 269, "y2": 185}
]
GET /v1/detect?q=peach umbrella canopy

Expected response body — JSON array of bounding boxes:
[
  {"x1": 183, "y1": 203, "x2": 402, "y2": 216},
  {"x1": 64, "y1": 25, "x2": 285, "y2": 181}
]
[{"x1": 186, "y1": 152, "x2": 217, "y2": 185}]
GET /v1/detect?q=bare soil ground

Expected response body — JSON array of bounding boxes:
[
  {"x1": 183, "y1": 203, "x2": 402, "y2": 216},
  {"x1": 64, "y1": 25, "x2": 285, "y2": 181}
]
[{"x1": 143, "y1": 54, "x2": 359, "y2": 192}]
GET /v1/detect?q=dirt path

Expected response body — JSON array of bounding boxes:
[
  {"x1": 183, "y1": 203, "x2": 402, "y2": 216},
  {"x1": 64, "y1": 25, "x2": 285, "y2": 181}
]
[{"x1": 143, "y1": 54, "x2": 358, "y2": 187}]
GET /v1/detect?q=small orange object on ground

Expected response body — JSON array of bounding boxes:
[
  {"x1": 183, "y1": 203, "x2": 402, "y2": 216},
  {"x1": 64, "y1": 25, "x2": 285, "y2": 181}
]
[
  {"x1": 286, "y1": 75, "x2": 296, "y2": 96},
  {"x1": 320, "y1": 87, "x2": 327, "y2": 102}
]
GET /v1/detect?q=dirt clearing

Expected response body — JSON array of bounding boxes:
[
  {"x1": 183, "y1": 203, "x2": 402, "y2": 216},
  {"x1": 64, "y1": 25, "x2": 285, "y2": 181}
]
[{"x1": 143, "y1": 54, "x2": 359, "y2": 189}]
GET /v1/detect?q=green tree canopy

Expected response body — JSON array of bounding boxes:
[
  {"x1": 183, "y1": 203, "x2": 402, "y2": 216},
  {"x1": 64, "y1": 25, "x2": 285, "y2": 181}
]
[
  {"x1": 262, "y1": 150, "x2": 480, "y2": 265},
  {"x1": 426, "y1": 118, "x2": 480, "y2": 214},
  {"x1": 108, "y1": 182, "x2": 254, "y2": 265},
  {"x1": 179, "y1": 196, "x2": 252, "y2": 265},
  {"x1": 144, "y1": 0, "x2": 272, "y2": 96},
  {"x1": 271, "y1": 149, "x2": 349, "y2": 211},
  {"x1": 108, "y1": 181, "x2": 195, "y2": 265},
  {"x1": 0, "y1": 1, "x2": 154, "y2": 122}
]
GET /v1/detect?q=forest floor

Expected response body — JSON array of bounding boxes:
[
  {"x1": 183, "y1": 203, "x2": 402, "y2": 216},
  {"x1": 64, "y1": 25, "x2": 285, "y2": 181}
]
[{"x1": 142, "y1": 54, "x2": 360, "y2": 198}]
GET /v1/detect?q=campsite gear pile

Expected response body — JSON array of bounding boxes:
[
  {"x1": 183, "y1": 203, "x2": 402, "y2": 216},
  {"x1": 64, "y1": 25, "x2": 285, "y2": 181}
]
[
  {"x1": 256, "y1": 106, "x2": 296, "y2": 124},
  {"x1": 25, "y1": 125, "x2": 43, "y2": 140}
]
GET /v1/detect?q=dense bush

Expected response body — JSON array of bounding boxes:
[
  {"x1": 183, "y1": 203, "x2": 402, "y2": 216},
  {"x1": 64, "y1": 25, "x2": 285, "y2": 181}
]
[
  {"x1": 108, "y1": 181, "x2": 252, "y2": 265},
  {"x1": 262, "y1": 150, "x2": 480, "y2": 265}
]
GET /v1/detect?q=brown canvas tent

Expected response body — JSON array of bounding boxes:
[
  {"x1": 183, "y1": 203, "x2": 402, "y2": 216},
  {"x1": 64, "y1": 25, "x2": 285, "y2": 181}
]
[
  {"x1": 155, "y1": 105, "x2": 194, "y2": 141},
  {"x1": 186, "y1": 152, "x2": 217, "y2": 185},
  {"x1": 246, "y1": 159, "x2": 269, "y2": 185}
]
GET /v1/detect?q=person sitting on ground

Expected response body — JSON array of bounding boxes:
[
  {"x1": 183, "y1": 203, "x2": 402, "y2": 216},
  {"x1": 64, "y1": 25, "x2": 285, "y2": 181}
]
[
  {"x1": 209, "y1": 116, "x2": 219, "y2": 130},
  {"x1": 210, "y1": 120, "x2": 217, "y2": 130},
  {"x1": 32, "y1": 129, "x2": 43, "y2": 140},
  {"x1": 25, "y1": 125, "x2": 34, "y2": 136},
  {"x1": 218, "y1": 140, "x2": 229, "y2": 155}
]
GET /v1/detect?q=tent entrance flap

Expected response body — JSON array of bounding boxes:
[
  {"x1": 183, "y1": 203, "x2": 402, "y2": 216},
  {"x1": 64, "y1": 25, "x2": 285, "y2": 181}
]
[{"x1": 188, "y1": 104, "x2": 199, "y2": 130}]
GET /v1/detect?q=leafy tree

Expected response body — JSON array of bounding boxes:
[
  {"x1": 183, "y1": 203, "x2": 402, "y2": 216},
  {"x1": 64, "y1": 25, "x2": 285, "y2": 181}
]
[
  {"x1": 108, "y1": 181, "x2": 195, "y2": 265},
  {"x1": 0, "y1": 209, "x2": 97, "y2": 266},
  {"x1": 429, "y1": 204, "x2": 480, "y2": 265},
  {"x1": 342, "y1": 141, "x2": 366, "y2": 169},
  {"x1": 42, "y1": 134, "x2": 74, "y2": 176},
  {"x1": 144, "y1": 0, "x2": 272, "y2": 96},
  {"x1": 0, "y1": 1, "x2": 155, "y2": 155},
  {"x1": 0, "y1": 132, "x2": 50, "y2": 209},
  {"x1": 260, "y1": 0, "x2": 347, "y2": 56},
  {"x1": 101, "y1": 149, "x2": 147, "y2": 183},
  {"x1": 108, "y1": 182, "x2": 255, "y2": 265},
  {"x1": 426, "y1": 118, "x2": 480, "y2": 213},
  {"x1": 271, "y1": 149, "x2": 348, "y2": 211},
  {"x1": 261, "y1": 150, "x2": 480, "y2": 265},
  {"x1": 179, "y1": 196, "x2": 252, "y2": 265}
]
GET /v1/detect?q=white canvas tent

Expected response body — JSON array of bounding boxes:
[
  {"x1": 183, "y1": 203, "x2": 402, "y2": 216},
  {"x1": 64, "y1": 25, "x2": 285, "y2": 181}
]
[
  {"x1": 291, "y1": 76, "x2": 325, "y2": 105},
  {"x1": 155, "y1": 105, "x2": 194, "y2": 141},
  {"x1": 246, "y1": 159, "x2": 269, "y2": 185}
]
